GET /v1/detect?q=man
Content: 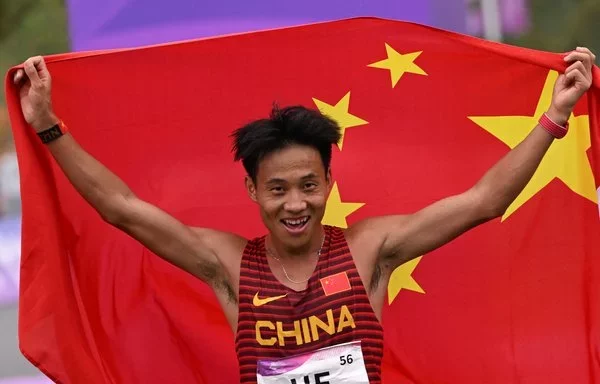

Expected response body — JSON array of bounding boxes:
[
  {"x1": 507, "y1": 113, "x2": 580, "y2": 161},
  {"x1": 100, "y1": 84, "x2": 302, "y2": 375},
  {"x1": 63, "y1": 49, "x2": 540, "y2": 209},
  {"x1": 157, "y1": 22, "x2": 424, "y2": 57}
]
[{"x1": 13, "y1": 47, "x2": 595, "y2": 383}]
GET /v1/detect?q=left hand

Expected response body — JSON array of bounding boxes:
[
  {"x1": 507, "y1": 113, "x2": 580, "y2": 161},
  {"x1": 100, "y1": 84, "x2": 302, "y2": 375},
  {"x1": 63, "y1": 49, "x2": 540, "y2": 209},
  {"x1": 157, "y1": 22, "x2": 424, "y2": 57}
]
[{"x1": 548, "y1": 47, "x2": 595, "y2": 124}]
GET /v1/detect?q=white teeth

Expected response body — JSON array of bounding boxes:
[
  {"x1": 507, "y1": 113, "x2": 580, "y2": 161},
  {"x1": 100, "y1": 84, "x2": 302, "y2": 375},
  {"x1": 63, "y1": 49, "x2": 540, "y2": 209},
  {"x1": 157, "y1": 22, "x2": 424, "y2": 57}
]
[{"x1": 283, "y1": 217, "x2": 308, "y2": 226}]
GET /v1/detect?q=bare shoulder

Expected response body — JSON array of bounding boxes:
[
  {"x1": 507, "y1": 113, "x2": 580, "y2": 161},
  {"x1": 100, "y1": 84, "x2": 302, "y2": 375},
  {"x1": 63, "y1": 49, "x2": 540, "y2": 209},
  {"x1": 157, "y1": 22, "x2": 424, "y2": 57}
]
[
  {"x1": 190, "y1": 227, "x2": 247, "y2": 278},
  {"x1": 343, "y1": 217, "x2": 410, "y2": 316},
  {"x1": 190, "y1": 227, "x2": 247, "y2": 255},
  {"x1": 189, "y1": 227, "x2": 247, "y2": 329},
  {"x1": 343, "y1": 216, "x2": 405, "y2": 292},
  {"x1": 345, "y1": 215, "x2": 410, "y2": 251}
]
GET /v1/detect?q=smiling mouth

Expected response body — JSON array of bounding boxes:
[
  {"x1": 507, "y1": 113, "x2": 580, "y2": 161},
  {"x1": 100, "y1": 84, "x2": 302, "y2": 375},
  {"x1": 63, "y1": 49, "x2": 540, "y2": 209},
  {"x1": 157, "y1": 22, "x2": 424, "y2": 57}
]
[{"x1": 281, "y1": 216, "x2": 310, "y2": 230}]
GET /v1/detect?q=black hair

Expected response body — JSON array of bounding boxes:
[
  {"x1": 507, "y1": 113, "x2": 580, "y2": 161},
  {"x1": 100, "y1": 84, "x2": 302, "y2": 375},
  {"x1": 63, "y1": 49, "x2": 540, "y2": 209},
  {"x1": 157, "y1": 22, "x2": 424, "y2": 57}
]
[{"x1": 231, "y1": 105, "x2": 342, "y2": 181}]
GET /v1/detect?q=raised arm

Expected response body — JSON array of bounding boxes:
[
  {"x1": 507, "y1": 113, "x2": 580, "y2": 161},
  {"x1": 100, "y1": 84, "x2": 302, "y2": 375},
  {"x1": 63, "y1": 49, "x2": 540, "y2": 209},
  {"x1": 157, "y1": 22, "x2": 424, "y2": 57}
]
[
  {"x1": 352, "y1": 47, "x2": 595, "y2": 270},
  {"x1": 13, "y1": 56, "x2": 245, "y2": 306}
]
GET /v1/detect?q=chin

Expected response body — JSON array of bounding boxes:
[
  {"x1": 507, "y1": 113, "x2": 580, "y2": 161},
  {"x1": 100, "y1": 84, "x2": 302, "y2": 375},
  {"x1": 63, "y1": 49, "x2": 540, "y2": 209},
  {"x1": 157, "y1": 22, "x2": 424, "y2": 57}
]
[{"x1": 274, "y1": 223, "x2": 311, "y2": 248}]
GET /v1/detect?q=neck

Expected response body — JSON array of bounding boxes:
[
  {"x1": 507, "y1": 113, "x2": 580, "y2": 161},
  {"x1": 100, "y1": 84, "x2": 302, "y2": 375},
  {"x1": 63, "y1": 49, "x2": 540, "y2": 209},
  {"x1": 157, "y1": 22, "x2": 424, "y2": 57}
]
[{"x1": 267, "y1": 225, "x2": 325, "y2": 260}]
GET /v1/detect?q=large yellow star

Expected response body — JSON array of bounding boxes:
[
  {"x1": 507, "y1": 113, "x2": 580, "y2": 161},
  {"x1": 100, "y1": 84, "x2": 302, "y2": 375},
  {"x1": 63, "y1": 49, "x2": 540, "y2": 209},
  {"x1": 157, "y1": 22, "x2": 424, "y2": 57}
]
[
  {"x1": 313, "y1": 92, "x2": 368, "y2": 150},
  {"x1": 469, "y1": 70, "x2": 597, "y2": 221},
  {"x1": 388, "y1": 256, "x2": 425, "y2": 304},
  {"x1": 368, "y1": 43, "x2": 427, "y2": 88},
  {"x1": 321, "y1": 182, "x2": 364, "y2": 228}
]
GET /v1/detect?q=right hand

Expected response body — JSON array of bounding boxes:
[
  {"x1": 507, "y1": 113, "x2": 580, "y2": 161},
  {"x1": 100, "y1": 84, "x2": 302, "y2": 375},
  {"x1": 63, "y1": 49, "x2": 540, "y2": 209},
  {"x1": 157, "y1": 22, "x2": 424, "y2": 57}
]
[{"x1": 13, "y1": 56, "x2": 59, "y2": 132}]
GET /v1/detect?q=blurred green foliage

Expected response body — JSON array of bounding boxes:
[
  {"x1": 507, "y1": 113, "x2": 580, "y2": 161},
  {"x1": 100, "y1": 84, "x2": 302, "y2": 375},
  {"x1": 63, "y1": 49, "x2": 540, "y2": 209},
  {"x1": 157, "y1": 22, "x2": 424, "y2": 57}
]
[
  {"x1": 0, "y1": 0, "x2": 69, "y2": 83},
  {"x1": 0, "y1": 0, "x2": 598, "y2": 149},
  {"x1": 0, "y1": 0, "x2": 68, "y2": 148},
  {"x1": 509, "y1": 0, "x2": 600, "y2": 54}
]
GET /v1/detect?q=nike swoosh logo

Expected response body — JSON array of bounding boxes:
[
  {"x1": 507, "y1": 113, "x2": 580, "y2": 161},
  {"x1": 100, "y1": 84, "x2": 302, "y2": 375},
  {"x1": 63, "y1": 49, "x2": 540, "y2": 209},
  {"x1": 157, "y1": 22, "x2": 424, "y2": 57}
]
[{"x1": 253, "y1": 292, "x2": 287, "y2": 307}]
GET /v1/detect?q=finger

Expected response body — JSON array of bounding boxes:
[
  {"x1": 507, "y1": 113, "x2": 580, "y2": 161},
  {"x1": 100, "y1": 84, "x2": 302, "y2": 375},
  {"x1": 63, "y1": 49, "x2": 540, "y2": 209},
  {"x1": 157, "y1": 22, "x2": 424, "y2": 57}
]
[
  {"x1": 576, "y1": 46, "x2": 596, "y2": 62},
  {"x1": 13, "y1": 69, "x2": 24, "y2": 85},
  {"x1": 556, "y1": 73, "x2": 568, "y2": 86},
  {"x1": 565, "y1": 68, "x2": 588, "y2": 86},
  {"x1": 33, "y1": 56, "x2": 51, "y2": 81},
  {"x1": 565, "y1": 50, "x2": 594, "y2": 75},
  {"x1": 23, "y1": 57, "x2": 42, "y2": 86},
  {"x1": 565, "y1": 58, "x2": 591, "y2": 82},
  {"x1": 565, "y1": 60, "x2": 586, "y2": 74},
  {"x1": 564, "y1": 51, "x2": 592, "y2": 65}
]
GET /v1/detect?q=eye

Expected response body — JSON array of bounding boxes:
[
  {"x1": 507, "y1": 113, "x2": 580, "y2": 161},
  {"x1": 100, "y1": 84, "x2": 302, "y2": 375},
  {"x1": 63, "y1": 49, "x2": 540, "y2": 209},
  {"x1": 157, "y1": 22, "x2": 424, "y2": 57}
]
[
  {"x1": 270, "y1": 186, "x2": 285, "y2": 195},
  {"x1": 304, "y1": 182, "x2": 317, "y2": 190}
]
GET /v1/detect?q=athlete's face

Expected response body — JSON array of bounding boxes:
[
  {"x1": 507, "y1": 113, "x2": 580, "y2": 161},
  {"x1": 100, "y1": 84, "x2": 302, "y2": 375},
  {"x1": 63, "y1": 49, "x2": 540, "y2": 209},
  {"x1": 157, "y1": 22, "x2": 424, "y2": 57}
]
[{"x1": 246, "y1": 144, "x2": 331, "y2": 251}]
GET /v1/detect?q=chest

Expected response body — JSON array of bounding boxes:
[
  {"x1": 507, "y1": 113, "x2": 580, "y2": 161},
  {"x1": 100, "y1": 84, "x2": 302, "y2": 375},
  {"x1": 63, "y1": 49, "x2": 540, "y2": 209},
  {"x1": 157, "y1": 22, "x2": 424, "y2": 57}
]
[
  {"x1": 266, "y1": 255, "x2": 318, "y2": 292},
  {"x1": 235, "y1": 232, "x2": 385, "y2": 383}
]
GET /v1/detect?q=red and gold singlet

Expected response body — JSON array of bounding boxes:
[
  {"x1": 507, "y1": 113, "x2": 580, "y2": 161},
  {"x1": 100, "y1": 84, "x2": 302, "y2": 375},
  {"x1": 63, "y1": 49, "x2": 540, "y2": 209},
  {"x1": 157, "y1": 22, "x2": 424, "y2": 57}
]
[{"x1": 235, "y1": 226, "x2": 384, "y2": 383}]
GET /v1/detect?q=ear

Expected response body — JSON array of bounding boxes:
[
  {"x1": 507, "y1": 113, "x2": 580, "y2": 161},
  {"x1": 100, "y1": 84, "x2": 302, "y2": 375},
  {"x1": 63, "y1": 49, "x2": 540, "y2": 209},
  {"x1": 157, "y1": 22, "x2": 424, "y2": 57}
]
[
  {"x1": 245, "y1": 175, "x2": 257, "y2": 202},
  {"x1": 326, "y1": 168, "x2": 333, "y2": 191}
]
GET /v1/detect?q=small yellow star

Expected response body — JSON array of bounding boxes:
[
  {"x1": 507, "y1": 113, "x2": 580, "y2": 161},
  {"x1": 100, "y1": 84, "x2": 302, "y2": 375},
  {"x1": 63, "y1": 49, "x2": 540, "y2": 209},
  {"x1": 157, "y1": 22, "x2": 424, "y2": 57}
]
[
  {"x1": 469, "y1": 70, "x2": 597, "y2": 220},
  {"x1": 321, "y1": 182, "x2": 364, "y2": 228},
  {"x1": 388, "y1": 256, "x2": 425, "y2": 304},
  {"x1": 313, "y1": 92, "x2": 368, "y2": 150},
  {"x1": 368, "y1": 43, "x2": 427, "y2": 88}
]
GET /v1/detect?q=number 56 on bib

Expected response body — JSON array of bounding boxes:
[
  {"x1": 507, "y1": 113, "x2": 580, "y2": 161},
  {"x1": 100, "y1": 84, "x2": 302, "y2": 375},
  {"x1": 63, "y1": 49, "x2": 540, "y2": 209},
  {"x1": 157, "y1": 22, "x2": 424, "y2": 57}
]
[{"x1": 257, "y1": 341, "x2": 370, "y2": 383}]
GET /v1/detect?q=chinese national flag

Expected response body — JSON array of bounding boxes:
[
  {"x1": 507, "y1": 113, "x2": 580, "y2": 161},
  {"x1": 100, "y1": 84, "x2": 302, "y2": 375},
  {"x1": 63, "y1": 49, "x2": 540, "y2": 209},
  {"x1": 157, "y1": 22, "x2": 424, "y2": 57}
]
[
  {"x1": 6, "y1": 18, "x2": 600, "y2": 384},
  {"x1": 320, "y1": 272, "x2": 352, "y2": 296}
]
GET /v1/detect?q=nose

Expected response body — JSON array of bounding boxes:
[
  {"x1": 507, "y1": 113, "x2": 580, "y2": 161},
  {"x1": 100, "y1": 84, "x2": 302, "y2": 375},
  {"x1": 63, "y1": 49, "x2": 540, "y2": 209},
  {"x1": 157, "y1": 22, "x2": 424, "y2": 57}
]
[{"x1": 283, "y1": 190, "x2": 307, "y2": 213}]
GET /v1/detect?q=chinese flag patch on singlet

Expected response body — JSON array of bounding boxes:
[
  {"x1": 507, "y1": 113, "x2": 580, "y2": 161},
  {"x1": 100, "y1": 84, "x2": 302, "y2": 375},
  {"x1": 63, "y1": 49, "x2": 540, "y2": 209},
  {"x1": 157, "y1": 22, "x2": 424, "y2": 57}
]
[{"x1": 320, "y1": 272, "x2": 351, "y2": 296}]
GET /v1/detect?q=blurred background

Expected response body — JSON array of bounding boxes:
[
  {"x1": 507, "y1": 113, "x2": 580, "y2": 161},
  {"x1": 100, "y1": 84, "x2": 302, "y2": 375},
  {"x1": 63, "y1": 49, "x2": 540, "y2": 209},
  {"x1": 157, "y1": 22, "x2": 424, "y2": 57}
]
[{"x1": 0, "y1": 0, "x2": 598, "y2": 382}]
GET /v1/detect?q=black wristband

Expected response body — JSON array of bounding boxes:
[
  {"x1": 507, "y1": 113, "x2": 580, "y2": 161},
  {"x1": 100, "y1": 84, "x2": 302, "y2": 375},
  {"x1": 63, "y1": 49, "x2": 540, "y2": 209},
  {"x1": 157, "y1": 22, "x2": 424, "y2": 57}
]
[{"x1": 37, "y1": 123, "x2": 64, "y2": 144}]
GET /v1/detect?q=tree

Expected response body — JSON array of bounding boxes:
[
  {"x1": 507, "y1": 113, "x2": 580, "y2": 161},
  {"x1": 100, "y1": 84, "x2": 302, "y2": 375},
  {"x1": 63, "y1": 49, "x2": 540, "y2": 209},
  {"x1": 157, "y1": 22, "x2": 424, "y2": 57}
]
[
  {"x1": 0, "y1": 1, "x2": 37, "y2": 41},
  {"x1": 509, "y1": 0, "x2": 600, "y2": 55},
  {"x1": 0, "y1": 0, "x2": 68, "y2": 148}
]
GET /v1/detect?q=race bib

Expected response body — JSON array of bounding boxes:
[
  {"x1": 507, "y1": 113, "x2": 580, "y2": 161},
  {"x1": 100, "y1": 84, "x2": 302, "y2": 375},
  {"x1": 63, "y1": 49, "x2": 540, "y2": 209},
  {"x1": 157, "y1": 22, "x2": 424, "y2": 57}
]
[{"x1": 256, "y1": 341, "x2": 369, "y2": 384}]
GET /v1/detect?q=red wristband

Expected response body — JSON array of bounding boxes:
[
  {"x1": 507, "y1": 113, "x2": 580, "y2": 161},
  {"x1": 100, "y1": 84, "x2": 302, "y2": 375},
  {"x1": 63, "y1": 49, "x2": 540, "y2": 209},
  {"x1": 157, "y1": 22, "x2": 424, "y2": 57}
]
[
  {"x1": 539, "y1": 113, "x2": 568, "y2": 139},
  {"x1": 58, "y1": 120, "x2": 69, "y2": 135}
]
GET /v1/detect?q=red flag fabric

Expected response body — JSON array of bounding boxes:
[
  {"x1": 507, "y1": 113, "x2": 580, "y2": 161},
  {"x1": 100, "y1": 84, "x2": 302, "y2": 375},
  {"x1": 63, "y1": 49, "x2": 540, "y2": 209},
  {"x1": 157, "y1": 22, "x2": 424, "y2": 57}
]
[{"x1": 5, "y1": 18, "x2": 600, "y2": 384}]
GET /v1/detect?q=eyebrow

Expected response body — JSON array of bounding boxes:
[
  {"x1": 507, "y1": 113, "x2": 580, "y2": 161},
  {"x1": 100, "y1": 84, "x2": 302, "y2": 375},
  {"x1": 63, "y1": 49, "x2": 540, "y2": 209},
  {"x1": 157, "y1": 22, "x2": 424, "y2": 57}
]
[
  {"x1": 265, "y1": 173, "x2": 318, "y2": 185},
  {"x1": 265, "y1": 178, "x2": 287, "y2": 185},
  {"x1": 300, "y1": 173, "x2": 318, "y2": 180}
]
